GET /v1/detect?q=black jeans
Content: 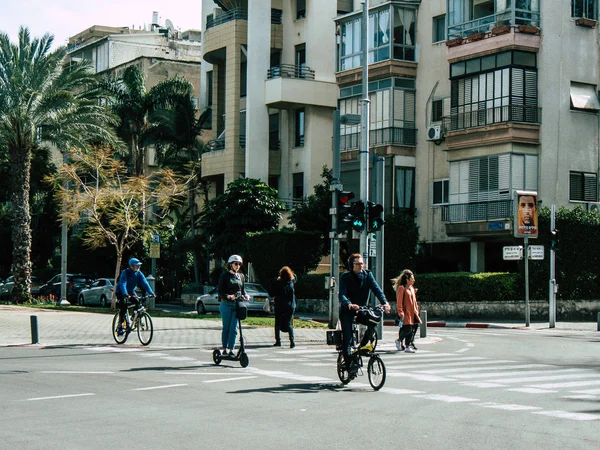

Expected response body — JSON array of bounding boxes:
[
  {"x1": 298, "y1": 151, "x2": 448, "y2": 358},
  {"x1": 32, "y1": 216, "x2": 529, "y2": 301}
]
[
  {"x1": 274, "y1": 306, "x2": 295, "y2": 343},
  {"x1": 399, "y1": 324, "x2": 418, "y2": 346},
  {"x1": 340, "y1": 312, "x2": 376, "y2": 369}
]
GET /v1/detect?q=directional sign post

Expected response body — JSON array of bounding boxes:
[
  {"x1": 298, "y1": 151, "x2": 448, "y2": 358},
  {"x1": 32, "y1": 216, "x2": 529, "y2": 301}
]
[
  {"x1": 503, "y1": 246, "x2": 523, "y2": 260},
  {"x1": 528, "y1": 245, "x2": 544, "y2": 260}
]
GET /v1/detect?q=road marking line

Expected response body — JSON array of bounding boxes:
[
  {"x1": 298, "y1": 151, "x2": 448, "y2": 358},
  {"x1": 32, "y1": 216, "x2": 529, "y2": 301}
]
[
  {"x1": 497, "y1": 373, "x2": 600, "y2": 384},
  {"x1": 262, "y1": 358, "x2": 303, "y2": 362},
  {"x1": 164, "y1": 372, "x2": 251, "y2": 376},
  {"x1": 203, "y1": 376, "x2": 257, "y2": 383},
  {"x1": 414, "y1": 394, "x2": 478, "y2": 403},
  {"x1": 456, "y1": 348, "x2": 470, "y2": 353},
  {"x1": 460, "y1": 382, "x2": 507, "y2": 388},
  {"x1": 160, "y1": 356, "x2": 198, "y2": 362},
  {"x1": 387, "y1": 373, "x2": 451, "y2": 382},
  {"x1": 85, "y1": 347, "x2": 143, "y2": 352},
  {"x1": 132, "y1": 384, "x2": 188, "y2": 391},
  {"x1": 137, "y1": 353, "x2": 170, "y2": 357},
  {"x1": 380, "y1": 387, "x2": 425, "y2": 395},
  {"x1": 532, "y1": 410, "x2": 600, "y2": 421},
  {"x1": 572, "y1": 388, "x2": 600, "y2": 394},
  {"x1": 528, "y1": 380, "x2": 600, "y2": 389},
  {"x1": 452, "y1": 367, "x2": 572, "y2": 379},
  {"x1": 386, "y1": 356, "x2": 486, "y2": 365},
  {"x1": 475, "y1": 402, "x2": 541, "y2": 411},
  {"x1": 506, "y1": 388, "x2": 557, "y2": 394},
  {"x1": 562, "y1": 394, "x2": 600, "y2": 400},
  {"x1": 26, "y1": 393, "x2": 95, "y2": 401},
  {"x1": 413, "y1": 360, "x2": 518, "y2": 373},
  {"x1": 301, "y1": 363, "x2": 332, "y2": 367},
  {"x1": 41, "y1": 371, "x2": 114, "y2": 374}
]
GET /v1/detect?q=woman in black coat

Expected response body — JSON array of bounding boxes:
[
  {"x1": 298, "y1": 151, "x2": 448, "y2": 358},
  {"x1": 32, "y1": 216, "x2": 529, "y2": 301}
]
[{"x1": 269, "y1": 266, "x2": 296, "y2": 348}]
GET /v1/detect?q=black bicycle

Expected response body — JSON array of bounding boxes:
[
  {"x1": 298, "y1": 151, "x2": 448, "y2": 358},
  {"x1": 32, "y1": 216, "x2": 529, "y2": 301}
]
[
  {"x1": 333, "y1": 305, "x2": 387, "y2": 391},
  {"x1": 112, "y1": 294, "x2": 154, "y2": 346}
]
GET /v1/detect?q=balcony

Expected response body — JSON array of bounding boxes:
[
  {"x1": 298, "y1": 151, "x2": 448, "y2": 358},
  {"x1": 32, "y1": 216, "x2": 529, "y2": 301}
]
[
  {"x1": 442, "y1": 105, "x2": 541, "y2": 150},
  {"x1": 447, "y1": 9, "x2": 540, "y2": 40},
  {"x1": 265, "y1": 65, "x2": 338, "y2": 109},
  {"x1": 206, "y1": 8, "x2": 248, "y2": 29},
  {"x1": 340, "y1": 127, "x2": 417, "y2": 151},
  {"x1": 442, "y1": 199, "x2": 513, "y2": 237}
]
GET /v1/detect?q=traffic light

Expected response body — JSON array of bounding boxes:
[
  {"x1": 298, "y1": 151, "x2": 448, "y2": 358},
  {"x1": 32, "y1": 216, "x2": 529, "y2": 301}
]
[
  {"x1": 337, "y1": 191, "x2": 355, "y2": 233},
  {"x1": 349, "y1": 200, "x2": 366, "y2": 231},
  {"x1": 368, "y1": 202, "x2": 385, "y2": 232},
  {"x1": 550, "y1": 229, "x2": 559, "y2": 250}
]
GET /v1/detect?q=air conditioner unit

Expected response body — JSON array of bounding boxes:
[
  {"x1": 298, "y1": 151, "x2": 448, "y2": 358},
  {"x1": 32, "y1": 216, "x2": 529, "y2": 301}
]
[
  {"x1": 587, "y1": 202, "x2": 600, "y2": 212},
  {"x1": 426, "y1": 124, "x2": 443, "y2": 141}
]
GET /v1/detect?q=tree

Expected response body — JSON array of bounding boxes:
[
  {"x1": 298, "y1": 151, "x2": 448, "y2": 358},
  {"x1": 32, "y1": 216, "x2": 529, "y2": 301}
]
[
  {"x1": 0, "y1": 27, "x2": 118, "y2": 303},
  {"x1": 289, "y1": 166, "x2": 333, "y2": 256},
  {"x1": 47, "y1": 146, "x2": 190, "y2": 300},
  {"x1": 199, "y1": 178, "x2": 285, "y2": 261}
]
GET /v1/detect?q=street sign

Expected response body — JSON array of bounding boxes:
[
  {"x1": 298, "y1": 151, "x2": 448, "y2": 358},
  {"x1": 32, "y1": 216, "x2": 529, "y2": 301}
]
[
  {"x1": 503, "y1": 246, "x2": 523, "y2": 260},
  {"x1": 368, "y1": 233, "x2": 376, "y2": 257},
  {"x1": 149, "y1": 242, "x2": 160, "y2": 259},
  {"x1": 151, "y1": 233, "x2": 160, "y2": 243},
  {"x1": 528, "y1": 245, "x2": 545, "y2": 260}
]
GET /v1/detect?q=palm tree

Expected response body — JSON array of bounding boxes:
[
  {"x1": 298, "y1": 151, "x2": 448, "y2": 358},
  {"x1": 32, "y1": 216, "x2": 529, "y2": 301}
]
[{"x1": 0, "y1": 27, "x2": 118, "y2": 303}]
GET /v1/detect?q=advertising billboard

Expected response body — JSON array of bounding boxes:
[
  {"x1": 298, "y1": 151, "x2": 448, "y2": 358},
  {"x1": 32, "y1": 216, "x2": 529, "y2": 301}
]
[{"x1": 514, "y1": 190, "x2": 538, "y2": 238}]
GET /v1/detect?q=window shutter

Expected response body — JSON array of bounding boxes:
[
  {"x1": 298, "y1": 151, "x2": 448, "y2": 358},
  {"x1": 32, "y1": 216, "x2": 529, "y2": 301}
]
[
  {"x1": 394, "y1": 89, "x2": 405, "y2": 126},
  {"x1": 449, "y1": 161, "x2": 460, "y2": 201},
  {"x1": 512, "y1": 154, "x2": 524, "y2": 190},
  {"x1": 469, "y1": 159, "x2": 480, "y2": 202},
  {"x1": 488, "y1": 155, "x2": 499, "y2": 200},
  {"x1": 405, "y1": 91, "x2": 416, "y2": 127},
  {"x1": 584, "y1": 173, "x2": 598, "y2": 202},
  {"x1": 524, "y1": 155, "x2": 538, "y2": 191},
  {"x1": 459, "y1": 160, "x2": 469, "y2": 203},
  {"x1": 498, "y1": 154, "x2": 510, "y2": 197},
  {"x1": 570, "y1": 172, "x2": 583, "y2": 201}
]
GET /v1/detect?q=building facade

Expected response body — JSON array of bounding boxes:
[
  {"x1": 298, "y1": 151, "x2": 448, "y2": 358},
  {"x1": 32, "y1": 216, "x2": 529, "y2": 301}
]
[
  {"x1": 200, "y1": 0, "x2": 339, "y2": 205},
  {"x1": 333, "y1": 0, "x2": 600, "y2": 273}
]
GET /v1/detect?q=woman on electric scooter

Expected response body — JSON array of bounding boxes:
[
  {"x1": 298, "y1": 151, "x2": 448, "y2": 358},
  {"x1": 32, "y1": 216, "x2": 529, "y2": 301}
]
[{"x1": 218, "y1": 255, "x2": 249, "y2": 357}]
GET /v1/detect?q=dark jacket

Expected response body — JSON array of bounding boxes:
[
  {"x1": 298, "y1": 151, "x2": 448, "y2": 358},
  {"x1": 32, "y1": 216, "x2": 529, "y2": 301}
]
[
  {"x1": 116, "y1": 268, "x2": 154, "y2": 296},
  {"x1": 269, "y1": 278, "x2": 296, "y2": 311},
  {"x1": 338, "y1": 269, "x2": 387, "y2": 314},
  {"x1": 218, "y1": 271, "x2": 246, "y2": 301}
]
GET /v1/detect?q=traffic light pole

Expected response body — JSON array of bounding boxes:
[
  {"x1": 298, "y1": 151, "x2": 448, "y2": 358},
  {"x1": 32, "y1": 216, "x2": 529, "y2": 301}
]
[
  {"x1": 549, "y1": 204, "x2": 556, "y2": 328},
  {"x1": 329, "y1": 110, "x2": 342, "y2": 329},
  {"x1": 359, "y1": 0, "x2": 370, "y2": 263}
]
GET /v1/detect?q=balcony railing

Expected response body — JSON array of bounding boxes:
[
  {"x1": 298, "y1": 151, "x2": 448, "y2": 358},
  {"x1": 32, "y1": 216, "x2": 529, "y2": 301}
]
[
  {"x1": 441, "y1": 199, "x2": 513, "y2": 223},
  {"x1": 448, "y1": 9, "x2": 540, "y2": 39},
  {"x1": 443, "y1": 105, "x2": 541, "y2": 132},
  {"x1": 206, "y1": 8, "x2": 283, "y2": 29},
  {"x1": 267, "y1": 64, "x2": 316, "y2": 80},
  {"x1": 279, "y1": 197, "x2": 306, "y2": 211},
  {"x1": 340, "y1": 127, "x2": 417, "y2": 150}
]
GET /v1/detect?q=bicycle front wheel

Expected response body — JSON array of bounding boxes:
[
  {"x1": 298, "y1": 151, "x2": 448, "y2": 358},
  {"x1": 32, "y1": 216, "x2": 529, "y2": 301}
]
[
  {"x1": 112, "y1": 313, "x2": 128, "y2": 344},
  {"x1": 367, "y1": 355, "x2": 386, "y2": 391},
  {"x1": 137, "y1": 312, "x2": 154, "y2": 346},
  {"x1": 336, "y1": 353, "x2": 350, "y2": 385}
]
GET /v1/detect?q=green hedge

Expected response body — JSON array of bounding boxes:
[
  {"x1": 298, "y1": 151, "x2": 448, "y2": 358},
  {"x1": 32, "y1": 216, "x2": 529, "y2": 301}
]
[
  {"x1": 413, "y1": 272, "x2": 520, "y2": 303},
  {"x1": 295, "y1": 273, "x2": 328, "y2": 299}
]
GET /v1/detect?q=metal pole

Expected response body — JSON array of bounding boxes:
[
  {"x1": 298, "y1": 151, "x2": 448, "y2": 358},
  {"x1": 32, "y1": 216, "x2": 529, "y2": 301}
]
[
  {"x1": 329, "y1": 110, "x2": 342, "y2": 329},
  {"x1": 59, "y1": 150, "x2": 69, "y2": 306},
  {"x1": 524, "y1": 236, "x2": 530, "y2": 326},
  {"x1": 30, "y1": 315, "x2": 39, "y2": 344},
  {"x1": 420, "y1": 310, "x2": 427, "y2": 338},
  {"x1": 359, "y1": 0, "x2": 370, "y2": 263},
  {"x1": 374, "y1": 156, "x2": 385, "y2": 339},
  {"x1": 549, "y1": 204, "x2": 556, "y2": 328}
]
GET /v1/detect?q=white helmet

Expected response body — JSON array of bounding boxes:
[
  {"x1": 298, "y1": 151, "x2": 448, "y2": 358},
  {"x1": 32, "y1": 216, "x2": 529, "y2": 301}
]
[{"x1": 227, "y1": 254, "x2": 243, "y2": 264}]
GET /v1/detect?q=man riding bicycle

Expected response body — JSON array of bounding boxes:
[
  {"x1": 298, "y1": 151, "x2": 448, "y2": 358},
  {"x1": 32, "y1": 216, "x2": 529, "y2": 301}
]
[
  {"x1": 113, "y1": 257, "x2": 155, "y2": 336},
  {"x1": 339, "y1": 253, "x2": 390, "y2": 375}
]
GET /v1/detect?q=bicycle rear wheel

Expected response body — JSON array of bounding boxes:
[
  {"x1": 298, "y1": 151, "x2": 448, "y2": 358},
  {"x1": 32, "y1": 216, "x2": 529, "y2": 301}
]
[
  {"x1": 137, "y1": 312, "x2": 154, "y2": 346},
  {"x1": 367, "y1": 355, "x2": 386, "y2": 391},
  {"x1": 336, "y1": 353, "x2": 350, "y2": 385},
  {"x1": 112, "y1": 313, "x2": 128, "y2": 344}
]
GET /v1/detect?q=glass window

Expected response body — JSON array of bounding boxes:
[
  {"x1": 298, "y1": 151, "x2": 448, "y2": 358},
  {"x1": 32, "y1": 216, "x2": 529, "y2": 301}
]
[
  {"x1": 293, "y1": 172, "x2": 304, "y2": 199},
  {"x1": 433, "y1": 15, "x2": 446, "y2": 43},
  {"x1": 572, "y1": 0, "x2": 598, "y2": 20},
  {"x1": 570, "y1": 82, "x2": 600, "y2": 112},
  {"x1": 570, "y1": 171, "x2": 598, "y2": 201},
  {"x1": 396, "y1": 167, "x2": 415, "y2": 209},
  {"x1": 340, "y1": 17, "x2": 362, "y2": 71},
  {"x1": 513, "y1": 51, "x2": 536, "y2": 67},
  {"x1": 296, "y1": 0, "x2": 306, "y2": 20},
  {"x1": 433, "y1": 179, "x2": 449, "y2": 205},
  {"x1": 206, "y1": 71, "x2": 213, "y2": 106},
  {"x1": 432, "y1": 99, "x2": 444, "y2": 122},
  {"x1": 295, "y1": 109, "x2": 305, "y2": 147},
  {"x1": 393, "y1": 6, "x2": 416, "y2": 61}
]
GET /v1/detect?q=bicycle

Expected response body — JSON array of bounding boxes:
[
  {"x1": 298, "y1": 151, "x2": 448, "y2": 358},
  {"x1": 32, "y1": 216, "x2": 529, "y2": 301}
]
[
  {"x1": 112, "y1": 294, "x2": 154, "y2": 346},
  {"x1": 333, "y1": 305, "x2": 387, "y2": 391}
]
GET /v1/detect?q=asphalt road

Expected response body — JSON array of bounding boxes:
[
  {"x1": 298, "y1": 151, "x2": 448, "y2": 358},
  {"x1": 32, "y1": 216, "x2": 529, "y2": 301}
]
[{"x1": 1, "y1": 321, "x2": 599, "y2": 450}]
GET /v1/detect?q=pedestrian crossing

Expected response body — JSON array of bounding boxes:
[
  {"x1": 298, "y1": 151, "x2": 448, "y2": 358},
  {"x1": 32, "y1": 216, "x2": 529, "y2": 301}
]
[{"x1": 80, "y1": 343, "x2": 600, "y2": 422}]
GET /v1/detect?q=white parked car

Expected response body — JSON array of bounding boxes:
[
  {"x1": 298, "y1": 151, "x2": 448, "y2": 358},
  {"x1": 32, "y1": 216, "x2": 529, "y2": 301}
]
[{"x1": 77, "y1": 278, "x2": 115, "y2": 307}]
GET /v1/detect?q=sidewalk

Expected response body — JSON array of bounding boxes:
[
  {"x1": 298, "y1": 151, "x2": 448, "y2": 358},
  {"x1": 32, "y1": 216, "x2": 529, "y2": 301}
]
[{"x1": 0, "y1": 305, "x2": 597, "y2": 349}]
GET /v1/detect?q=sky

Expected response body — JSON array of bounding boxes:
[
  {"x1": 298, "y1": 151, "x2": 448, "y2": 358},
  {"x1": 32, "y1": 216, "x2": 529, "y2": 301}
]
[{"x1": 0, "y1": 0, "x2": 203, "y2": 49}]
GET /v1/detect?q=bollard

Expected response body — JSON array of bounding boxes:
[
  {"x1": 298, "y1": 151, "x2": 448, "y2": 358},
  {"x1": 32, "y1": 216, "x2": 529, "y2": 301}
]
[
  {"x1": 30, "y1": 315, "x2": 39, "y2": 344},
  {"x1": 420, "y1": 309, "x2": 427, "y2": 338}
]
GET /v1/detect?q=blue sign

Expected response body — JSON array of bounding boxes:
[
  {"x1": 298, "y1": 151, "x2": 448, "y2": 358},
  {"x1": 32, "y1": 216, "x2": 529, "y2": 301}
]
[{"x1": 488, "y1": 222, "x2": 504, "y2": 231}]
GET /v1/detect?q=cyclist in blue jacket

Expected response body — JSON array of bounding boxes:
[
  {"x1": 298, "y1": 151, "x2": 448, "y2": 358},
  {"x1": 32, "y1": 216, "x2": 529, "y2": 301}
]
[
  {"x1": 339, "y1": 253, "x2": 390, "y2": 374},
  {"x1": 113, "y1": 257, "x2": 155, "y2": 335}
]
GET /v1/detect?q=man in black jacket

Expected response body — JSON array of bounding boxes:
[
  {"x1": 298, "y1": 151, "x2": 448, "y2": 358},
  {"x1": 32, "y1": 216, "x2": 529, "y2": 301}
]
[{"x1": 338, "y1": 253, "x2": 390, "y2": 374}]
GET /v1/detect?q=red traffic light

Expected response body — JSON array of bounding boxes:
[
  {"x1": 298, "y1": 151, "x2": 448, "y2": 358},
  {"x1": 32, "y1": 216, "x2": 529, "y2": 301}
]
[{"x1": 339, "y1": 191, "x2": 355, "y2": 205}]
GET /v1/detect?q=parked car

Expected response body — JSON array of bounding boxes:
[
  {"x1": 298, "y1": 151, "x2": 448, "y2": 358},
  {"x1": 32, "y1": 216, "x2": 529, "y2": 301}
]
[
  {"x1": 77, "y1": 278, "x2": 115, "y2": 307},
  {"x1": 195, "y1": 283, "x2": 274, "y2": 315},
  {"x1": 38, "y1": 273, "x2": 96, "y2": 304},
  {"x1": 0, "y1": 275, "x2": 43, "y2": 303}
]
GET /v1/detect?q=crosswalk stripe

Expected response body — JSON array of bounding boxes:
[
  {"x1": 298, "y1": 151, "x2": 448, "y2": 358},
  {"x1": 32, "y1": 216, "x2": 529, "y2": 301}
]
[
  {"x1": 529, "y1": 380, "x2": 600, "y2": 389},
  {"x1": 452, "y1": 367, "x2": 574, "y2": 379},
  {"x1": 385, "y1": 356, "x2": 486, "y2": 366},
  {"x1": 572, "y1": 388, "x2": 600, "y2": 394},
  {"x1": 506, "y1": 388, "x2": 557, "y2": 394},
  {"x1": 493, "y1": 373, "x2": 600, "y2": 384},
  {"x1": 203, "y1": 376, "x2": 257, "y2": 383},
  {"x1": 532, "y1": 410, "x2": 600, "y2": 421},
  {"x1": 415, "y1": 394, "x2": 478, "y2": 403},
  {"x1": 475, "y1": 402, "x2": 541, "y2": 411},
  {"x1": 415, "y1": 362, "x2": 533, "y2": 374},
  {"x1": 460, "y1": 382, "x2": 506, "y2": 388}
]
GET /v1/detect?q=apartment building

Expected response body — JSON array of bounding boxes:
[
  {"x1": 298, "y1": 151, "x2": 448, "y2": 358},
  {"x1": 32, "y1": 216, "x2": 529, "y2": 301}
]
[
  {"x1": 200, "y1": 0, "x2": 340, "y2": 204},
  {"x1": 334, "y1": 0, "x2": 600, "y2": 273}
]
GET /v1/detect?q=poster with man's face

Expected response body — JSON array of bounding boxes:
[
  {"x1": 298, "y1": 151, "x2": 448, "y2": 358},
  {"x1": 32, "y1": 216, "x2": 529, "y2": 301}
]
[{"x1": 514, "y1": 190, "x2": 538, "y2": 238}]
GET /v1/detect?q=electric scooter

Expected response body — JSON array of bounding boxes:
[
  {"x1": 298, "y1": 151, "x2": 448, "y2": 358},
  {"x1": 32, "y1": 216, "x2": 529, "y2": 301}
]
[{"x1": 212, "y1": 294, "x2": 250, "y2": 368}]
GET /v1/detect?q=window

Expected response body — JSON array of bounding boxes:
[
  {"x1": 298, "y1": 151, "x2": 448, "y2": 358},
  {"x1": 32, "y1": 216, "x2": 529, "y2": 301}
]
[
  {"x1": 433, "y1": 14, "x2": 446, "y2": 43},
  {"x1": 432, "y1": 99, "x2": 444, "y2": 122},
  {"x1": 449, "y1": 51, "x2": 539, "y2": 130},
  {"x1": 370, "y1": 8, "x2": 391, "y2": 63},
  {"x1": 295, "y1": 109, "x2": 305, "y2": 147},
  {"x1": 240, "y1": 61, "x2": 247, "y2": 97},
  {"x1": 433, "y1": 179, "x2": 449, "y2": 205},
  {"x1": 570, "y1": 82, "x2": 600, "y2": 112},
  {"x1": 392, "y1": 6, "x2": 415, "y2": 61},
  {"x1": 295, "y1": 44, "x2": 306, "y2": 68},
  {"x1": 572, "y1": 0, "x2": 598, "y2": 20},
  {"x1": 269, "y1": 113, "x2": 280, "y2": 150},
  {"x1": 293, "y1": 172, "x2": 304, "y2": 199},
  {"x1": 570, "y1": 171, "x2": 598, "y2": 202},
  {"x1": 396, "y1": 167, "x2": 415, "y2": 209},
  {"x1": 206, "y1": 71, "x2": 213, "y2": 106},
  {"x1": 296, "y1": 0, "x2": 306, "y2": 20},
  {"x1": 337, "y1": 0, "x2": 353, "y2": 15}
]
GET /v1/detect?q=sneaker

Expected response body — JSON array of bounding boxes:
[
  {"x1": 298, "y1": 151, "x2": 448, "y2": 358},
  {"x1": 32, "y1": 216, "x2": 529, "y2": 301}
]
[
  {"x1": 273, "y1": 341, "x2": 281, "y2": 347},
  {"x1": 395, "y1": 340, "x2": 402, "y2": 351},
  {"x1": 116, "y1": 326, "x2": 124, "y2": 336},
  {"x1": 290, "y1": 341, "x2": 295, "y2": 349},
  {"x1": 359, "y1": 343, "x2": 373, "y2": 352},
  {"x1": 404, "y1": 347, "x2": 415, "y2": 353},
  {"x1": 410, "y1": 344, "x2": 418, "y2": 351},
  {"x1": 228, "y1": 351, "x2": 235, "y2": 357}
]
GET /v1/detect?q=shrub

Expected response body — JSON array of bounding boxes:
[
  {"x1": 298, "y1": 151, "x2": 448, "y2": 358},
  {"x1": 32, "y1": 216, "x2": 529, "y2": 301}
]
[
  {"x1": 414, "y1": 272, "x2": 520, "y2": 303},
  {"x1": 295, "y1": 273, "x2": 328, "y2": 299}
]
